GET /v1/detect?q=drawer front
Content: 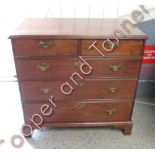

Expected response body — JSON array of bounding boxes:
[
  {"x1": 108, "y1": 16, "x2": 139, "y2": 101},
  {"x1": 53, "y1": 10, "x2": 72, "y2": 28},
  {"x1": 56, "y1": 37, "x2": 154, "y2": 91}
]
[
  {"x1": 13, "y1": 39, "x2": 78, "y2": 56},
  {"x1": 23, "y1": 101, "x2": 132, "y2": 123},
  {"x1": 16, "y1": 59, "x2": 78, "y2": 80},
  {"x1": 81, "y1": 40, "x2": 144, "y2": 56},
  {"x1": 16, "y1": 58, "x2": 141, "y2": 80},
  {"x1": 75, "y1": 58, "x2": 141, "y2": 78},
  {"x1": 20, "y1": 79, "x2": 137, "y2": 101}
]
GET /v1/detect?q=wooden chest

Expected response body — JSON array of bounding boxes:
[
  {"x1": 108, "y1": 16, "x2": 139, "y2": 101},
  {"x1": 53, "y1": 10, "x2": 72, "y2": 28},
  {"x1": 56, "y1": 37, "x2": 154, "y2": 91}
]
[{"x1": 9, "y1": 18, "x2": 147, "y2": 137}]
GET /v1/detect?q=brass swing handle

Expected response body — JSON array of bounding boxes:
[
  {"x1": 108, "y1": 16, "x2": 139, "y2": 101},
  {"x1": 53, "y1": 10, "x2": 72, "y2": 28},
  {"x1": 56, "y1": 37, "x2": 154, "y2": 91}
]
[
  {"x1": 106, "y1": 42, "x2": 119, "y2": 49},
  {"x1": 37, "y1": 63, "x2": 50, "y2": 72},
  {"x1": 41, "y1": 88, "x2": 52, "y2": 94},
  {"x1": 75, "y1": 103, "x2": 85, "y2": 109},
  {"x1": 39, "y1": 40, "x2": 53, "y2": 49},
  {"x1": 78, "y1": 81, "x2": 85, "y2": 87},
  {"x1": 74, "y1": 60, "x2": 83, "y2": 67},
  {"x1": 110, "y1": 65, "x2": 121, "y2": 72},
  {"x1": 108, "y1": 87, "x2": 118, "y2": 93},
  {"x1": 105, "y1": 108, "x2": 116, "y2": 115}
]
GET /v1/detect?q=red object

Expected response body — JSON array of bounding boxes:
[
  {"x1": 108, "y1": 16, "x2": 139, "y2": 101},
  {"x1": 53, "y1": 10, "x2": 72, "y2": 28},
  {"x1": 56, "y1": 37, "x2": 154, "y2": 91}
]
[{"x1": 142, "y1": 45, "x2": 155, "y2": 64}]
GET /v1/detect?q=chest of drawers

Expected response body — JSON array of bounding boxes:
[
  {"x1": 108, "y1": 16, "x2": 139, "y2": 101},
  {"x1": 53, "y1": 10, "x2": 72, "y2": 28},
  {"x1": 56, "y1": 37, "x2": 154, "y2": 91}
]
[{"x1": 10, "y1": 18, "x2": 147, "y2": 137}]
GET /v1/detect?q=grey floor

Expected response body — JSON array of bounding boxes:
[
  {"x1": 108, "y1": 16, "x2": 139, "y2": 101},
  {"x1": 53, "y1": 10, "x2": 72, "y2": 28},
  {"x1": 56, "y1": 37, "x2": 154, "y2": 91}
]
[{"x1": 0, "y1": 82, "x2": 154, "y2": 149}]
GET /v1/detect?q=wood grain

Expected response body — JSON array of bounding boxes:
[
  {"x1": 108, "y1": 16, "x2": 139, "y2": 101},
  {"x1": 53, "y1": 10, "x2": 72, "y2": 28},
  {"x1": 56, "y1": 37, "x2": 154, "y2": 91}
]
[
  {"x1": 9, "y1": 18, "x2": 147, "y2": 39},
  {"x1": 10, "y1": 18, "x2": 146, "y2": 136},
  {"x1": 16, "y1": 58, "x2": 141, "y2": 80},
  {"x1": 19, "y1": 79, "x2": 137, "y2": 101},
  {"x1": 13, "y1": 39, "x2": 77, "y2": 56},
  {"x1": 81, "y1": 40, "x2": 144, "y2": 56},
  {"x1": 22, "y1": 101, "x2": 132, "y2": 123}
]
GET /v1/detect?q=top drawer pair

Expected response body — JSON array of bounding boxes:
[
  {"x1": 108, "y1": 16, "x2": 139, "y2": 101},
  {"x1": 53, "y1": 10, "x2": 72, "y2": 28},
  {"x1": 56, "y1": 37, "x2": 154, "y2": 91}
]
[{"x1": 13, "y1": 39, "x2": 144, "y2": 57}]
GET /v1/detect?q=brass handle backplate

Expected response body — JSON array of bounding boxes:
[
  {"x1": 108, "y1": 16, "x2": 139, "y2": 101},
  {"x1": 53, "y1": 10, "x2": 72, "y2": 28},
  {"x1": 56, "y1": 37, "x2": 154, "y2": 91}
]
[
  {"x1": 74, "y1": 61, "x2": 83, "y2": 67},
  {"x1": 37, "y1": 63, "x2": 50, "y2": 72},
  {"x1": 75, "y1": 103, "x2": 85, "y2": 109},
  {"x1": 106, "y1": 42, "x2": 119, "y2": 49},
  {"x1": 105, "y1": 108, "x2": 116, "y2": 115},
  {"x1": 110, "y1": 65, "x2": 121, "y2": 72},
  {"x1": 108, "y1": 87, "x2": 118, "y2": 93},
  {"x1": 39, "y1": 40, "x2": 53, "y2": 49},
  {"x1": 41, "y1": 88, "x2": 52, "y2": 94},
  {"x1": 78, "y1": 81, "x2": 85, "y2": 87}
]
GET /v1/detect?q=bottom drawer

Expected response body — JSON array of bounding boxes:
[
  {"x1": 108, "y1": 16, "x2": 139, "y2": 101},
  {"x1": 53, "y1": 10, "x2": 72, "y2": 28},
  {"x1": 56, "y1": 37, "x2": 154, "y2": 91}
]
[{"x1": 22, "y1": 101, "x2": 132, "y2": 124}]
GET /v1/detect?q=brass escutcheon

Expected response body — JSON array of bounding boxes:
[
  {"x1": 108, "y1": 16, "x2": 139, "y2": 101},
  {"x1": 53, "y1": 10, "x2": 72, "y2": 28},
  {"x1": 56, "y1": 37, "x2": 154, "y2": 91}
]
[
  {"x1": 75, "y1": 103, "x2": 85, "y2": 109},
  {"x1": 74, "y1": 60, "x2": 83, "y2": 67},
  {"x1": 110, "y1": 65, "x2": 121, "y2": 72},
  {"x1": 41, "y1": 88, "x2": 52, "y2": 94},
  {"x1": 105, "y1": 108, "x2": 116, "y2": 115},
  {"x1": 39, "y1": 40, "x2": 53, "y2": 49},
  {"x1": 108, "y1": 87, "x2": 118, "y2": 93},
  {"x1": 77, "y1": 81, "x2": 85, "y2": 87},
  {"x1": 106, "y1": 42, "x2": 119, "y2": 49},
  {"x1": 37, "y1": 63, "x2": 50, "y2": 72}
]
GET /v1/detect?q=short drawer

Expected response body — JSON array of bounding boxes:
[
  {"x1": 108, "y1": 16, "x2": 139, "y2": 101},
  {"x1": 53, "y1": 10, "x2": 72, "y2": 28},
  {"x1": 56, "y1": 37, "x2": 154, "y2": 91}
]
[
  {"x1": 81, "y1": 40, "x2": 144, "y2": 56},
  {"x1": 22, "y1": 101, "x2": 132, "y2": 123},
  {"x1": 20, "y1": 79, "x2": 137, "y2": 101},
  {"x1": 16, "y1": 58, "x2": 141, "y2": 80},
  {"x1": 13, "y1": 39, "x2": 78, "y2": 56}
]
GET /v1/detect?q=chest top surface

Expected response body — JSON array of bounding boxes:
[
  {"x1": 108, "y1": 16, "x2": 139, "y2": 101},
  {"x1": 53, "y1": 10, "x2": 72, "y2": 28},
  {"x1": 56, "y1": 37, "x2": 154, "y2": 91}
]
[{"x1": 9, "y1": 18, "x2": 147, "y2": 39}]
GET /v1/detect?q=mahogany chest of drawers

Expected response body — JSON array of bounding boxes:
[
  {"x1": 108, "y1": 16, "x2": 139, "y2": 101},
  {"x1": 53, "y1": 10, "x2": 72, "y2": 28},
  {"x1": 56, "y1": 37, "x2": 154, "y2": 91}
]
[{"x1": 9, "y1": 18, "x2": 147, "y2": 136}]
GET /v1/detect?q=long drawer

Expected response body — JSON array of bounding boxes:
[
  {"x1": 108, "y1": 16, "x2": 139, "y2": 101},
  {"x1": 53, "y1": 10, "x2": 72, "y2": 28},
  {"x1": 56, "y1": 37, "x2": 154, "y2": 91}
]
[
  {"x1": 20, "y1": 79, "x2": 137, "y2": 101},
  {"x1": 13, "y1": 39, "x2": 78, "y2": 56},
  {"x1": 81, "y1": 40, "x2": 144, "y2": 56},
  {"x1": 16, "y1": 58, "x2": 141, "y2": 80},
  {"x1": 22, "y1": 101, "x2": 132, "y2": 123}
]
